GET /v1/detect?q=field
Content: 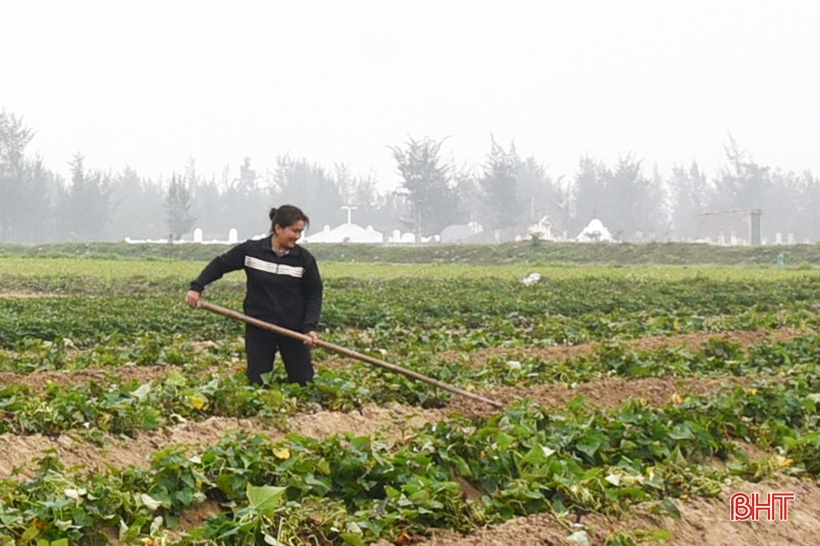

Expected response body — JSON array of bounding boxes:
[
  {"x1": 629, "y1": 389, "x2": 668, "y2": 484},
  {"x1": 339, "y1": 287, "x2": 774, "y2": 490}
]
[{"x1": 2, "y1": 251, "x2": 820, "y2": 545}]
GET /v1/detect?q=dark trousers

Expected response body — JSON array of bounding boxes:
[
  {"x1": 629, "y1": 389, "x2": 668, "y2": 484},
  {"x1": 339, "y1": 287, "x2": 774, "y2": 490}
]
[{"x1": 244, "y1": 323, "x2": 315, "y2": 386}]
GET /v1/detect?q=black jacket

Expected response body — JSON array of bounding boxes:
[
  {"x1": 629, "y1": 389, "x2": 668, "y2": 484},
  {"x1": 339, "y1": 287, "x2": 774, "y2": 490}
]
[{"x1": 190, "y1": 238, "x2": 323, "y2": 332}]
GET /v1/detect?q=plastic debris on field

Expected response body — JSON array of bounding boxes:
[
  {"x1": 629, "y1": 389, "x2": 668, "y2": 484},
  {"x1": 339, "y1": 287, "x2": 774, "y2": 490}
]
[{"x1": 521, "y1": 272, "x2": 542, "y2": 286}]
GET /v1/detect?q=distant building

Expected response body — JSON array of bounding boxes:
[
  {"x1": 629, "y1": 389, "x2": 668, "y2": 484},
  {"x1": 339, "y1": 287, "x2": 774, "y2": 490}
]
[
  {"x1": 526, "y1": 215, "x2": 556, "y2": 241},
  {"x1": 438, "y1": 217, "x2": 561, "y2": 244},
  {"x1": 302, "y1": 206, "x2": 385, "y2": 244},
  {"x1": 440, "y1": 221, "x2": 484, "y2": 243},
  {"x1": 125, "y1": 228, "x2": 241, "y2": 245},
  {"x1": 389, "y1": 230, "x2": 417, "y2": 244},
  {"x1": 303, "y1": 223, "x2": 384, "y2": 244},
  {"x1": 697, "y1": 209, "x2": 762, "y2": 246},
  {"x1": 455, "y1": 226, "x2": 518, "y2": 244}
]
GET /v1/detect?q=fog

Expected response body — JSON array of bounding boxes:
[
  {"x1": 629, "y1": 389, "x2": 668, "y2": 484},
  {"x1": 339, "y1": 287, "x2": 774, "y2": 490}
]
[{"x1": 1, "y1": 1, "x2": 819, "y2": 244}]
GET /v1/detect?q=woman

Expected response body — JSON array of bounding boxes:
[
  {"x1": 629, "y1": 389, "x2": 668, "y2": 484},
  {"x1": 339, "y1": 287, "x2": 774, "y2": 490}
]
[{"x1": 186, "y1": 205, "x2": 323, "y2": 386}]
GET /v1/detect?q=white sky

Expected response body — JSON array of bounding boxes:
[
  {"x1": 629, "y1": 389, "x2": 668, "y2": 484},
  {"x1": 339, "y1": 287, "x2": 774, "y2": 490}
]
[{"x1": 2, "y1": 0, "x2": 819, "y2": 190}]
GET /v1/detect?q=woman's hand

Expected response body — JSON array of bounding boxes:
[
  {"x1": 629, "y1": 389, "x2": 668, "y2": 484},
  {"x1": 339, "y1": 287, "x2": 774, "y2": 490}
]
[
  {"x1": 304, "y1": 330, "x2": 319, "y2": 347},
  {"x1": 185, "y1": 290, "x2": 202, "y2": 308}
]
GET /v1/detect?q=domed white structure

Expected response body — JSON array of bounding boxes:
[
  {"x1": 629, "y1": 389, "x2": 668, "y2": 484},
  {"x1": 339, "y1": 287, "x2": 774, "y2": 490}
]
[{"x1": 576, "y1": 218, "x2": 616, "y2": 242}]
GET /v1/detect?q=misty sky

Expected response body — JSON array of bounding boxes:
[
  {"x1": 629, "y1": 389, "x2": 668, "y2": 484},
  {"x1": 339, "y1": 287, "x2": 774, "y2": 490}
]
[{"x1": 2, "y1": 1, "x2": 819, "y2": 190}]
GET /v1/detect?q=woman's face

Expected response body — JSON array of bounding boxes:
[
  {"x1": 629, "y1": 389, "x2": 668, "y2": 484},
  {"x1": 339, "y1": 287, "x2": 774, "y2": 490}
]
[{"x1": 274, "y1": 220, "x2": 306, "y2": 249}]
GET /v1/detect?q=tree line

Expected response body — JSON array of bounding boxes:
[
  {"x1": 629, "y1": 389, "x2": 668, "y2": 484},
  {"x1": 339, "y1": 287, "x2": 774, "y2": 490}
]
[{"x1": 2, "y1": 109, "x2": 819, "y2": 244}]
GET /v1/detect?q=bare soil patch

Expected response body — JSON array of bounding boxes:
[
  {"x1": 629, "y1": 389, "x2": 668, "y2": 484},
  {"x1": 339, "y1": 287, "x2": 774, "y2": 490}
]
[
  {"x1": 0, "y1": 291, "x2": 65, "y2": 299},
  {"x1": 1, "y1": 327, "x2": 809, "y2": 543},
  {"x1": 0, "y1": 376, "x2": 747, "y2": 480},
  {"x1": 1, "y1": 327, "x2": 767, "y2": 480},
  {"x1": 416, "y1": 475, "x2": 820, "y2": 546},
  {"x1": 0, "y1": 403, "x2": 447, "y2": 479},
  {"x1": 0, "y1": 365, "x2": 172, "y2": 390},
  {"x1": 446, "y1": 327, "x2": 808, "y2": 370},
  {"x1": 2, "y1": 326, "x2": 803, "y2": 392},
  {"x1": 446, "y1": 375, "x2": 750, "y2": 418}
]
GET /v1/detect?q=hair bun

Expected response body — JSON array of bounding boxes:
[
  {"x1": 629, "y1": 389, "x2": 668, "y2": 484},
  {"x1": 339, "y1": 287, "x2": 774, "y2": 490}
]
[{"x1": 268, "y1": 207, "x2": 277, "y2": 220}]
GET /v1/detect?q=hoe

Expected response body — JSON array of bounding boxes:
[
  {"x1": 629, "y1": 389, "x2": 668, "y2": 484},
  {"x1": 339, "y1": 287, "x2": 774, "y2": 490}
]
[{"x1": 197, "y1": 301, "x2": 503, "y2": 409}]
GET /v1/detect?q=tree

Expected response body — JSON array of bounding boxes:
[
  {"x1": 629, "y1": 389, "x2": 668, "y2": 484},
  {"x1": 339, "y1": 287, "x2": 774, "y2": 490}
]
[
  {"x1": 516, "y1": 156, "x2": 571, "y2": 236},
  {"x1": 764, "y1": 168, "x2": 804, "y2": 243},
  {"x1": 480, "y1": 137, "x2": 520, "y2": 230},
  {"x1": 669, "y1": 162, "x2": 711, "y2": 241},
  {"x1": 390, "y1": 136, "x2": 461, "y2": 238},
  {"x1": 237, "y1": 156, "x2": 258, "y2": 195},
  {"x1": 453, "y1": 164, "x2": 483, "y2": 224},
  {"x1": 335, "y1": 164, "x2": 390, "y2": 228},
  {"x1": 607, "y1": 156, "x2": 667, "y2": 241},
  {"x1": 184, "y1": 158, "x2": 228, "y2": 239},
  {"x1": 603, "y1": 156, "x2": 643, "y2": 239},
  {"x1": 572, "y1": 154, "x2": 666, "y2": 241},
  {"x1": 708, "y1": 138, "x2": 789, "y2": 242},
  {"x1": 572, "y1": 156, "x2": 604, "y2": 234},
  {"x1": 798, "y1": 171, "x2": 820, "y2": 242},
  {"x1": 0, "y1": 111, "x2": 36, "y2": 241},
  {"x1": 224, "y1": 156, "x2": 267, "y2": 238},
  {"x1": 269, "y1": 155, "x2": 344, "y2": 231},
  {"x1": 711, "y1": 136, "x2": 771, "y2": 211},
  {"x1": 14, "y1": 157, "x2": 58, "y2": 242},
  {"x1": 108, "y1": 167, "x2": 165, "y2": 240},
  {"x1": 58, "y1": 153, "x2": 113, "y2": 241},
  {"x1": 164, "y1": 173, "x2": 196, "y2": 240},
  {"x1": 636, "y1": 165, "x2": 669, "y2": 241}
]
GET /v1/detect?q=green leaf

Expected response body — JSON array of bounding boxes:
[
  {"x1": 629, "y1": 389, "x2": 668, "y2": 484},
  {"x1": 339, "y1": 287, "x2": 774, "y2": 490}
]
[
  {"x1": 305, "y1": 474, "x2": 331, "y2": 495},
  {"x1": 129, "y1": 382, "x2": 152, "y2": 402},
  {"x1": 164, "y1": 368, "x2": 189, "y2": 387},
  {"x1": 494, "y1": 431, "x2": 516, "y2": 451},
  {"x1": 567, "y1": 395, "x2": 589, "y2": 413},
  {"x1": 576, "y1": 431, "x2": 606, "y2": 460},
  {"x1": 521, "y1": 444, "x2": 556, "y2": 466},
  {"x1": 140, "y1": 493, "x2": 163, "y2": 511},
  {"x1": 662, "y1": 497, "x2": 681, "y2": 520},
  {"x1": 668, "y1": 424, "x2": 694, "y2": 440},
  {"x1": 246, "y1": 484, "x2": 287, "y2": 517},
  {"x1": 317, "y1": 458, "x2": 331, "y2": 475},
  {"x1": 341, "y1": 533, "x2": 366, "y2": 546},
  {"x1": 20, "y1": 525, "x2": 41, "y2": 543},
  {"x1": 216, "y1": 473, "x2": 237, "y2": 497},
  {"x1": 453, "y1": 455, "x2": 472, "y2": 477}
]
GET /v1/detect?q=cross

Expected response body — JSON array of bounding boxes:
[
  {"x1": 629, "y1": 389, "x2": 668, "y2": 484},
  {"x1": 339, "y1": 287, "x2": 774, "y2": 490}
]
[{"x1": 342, "y1": 205, "x2": 357, "y2": 225}]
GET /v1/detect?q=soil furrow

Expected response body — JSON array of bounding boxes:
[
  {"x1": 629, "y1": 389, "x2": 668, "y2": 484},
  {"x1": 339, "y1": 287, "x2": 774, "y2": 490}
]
[
  {"x1": 1, "y1": 326, "x2": 806, "y2": 389},
  {"x1": 0, "y1": 376, "x2": 749, "y2": 480}
]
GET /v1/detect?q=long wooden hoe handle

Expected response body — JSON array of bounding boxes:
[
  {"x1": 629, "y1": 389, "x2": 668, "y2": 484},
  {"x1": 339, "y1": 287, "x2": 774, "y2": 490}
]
[{"x1": 197, "y1": 301, "x2": 503, "y2": 409}]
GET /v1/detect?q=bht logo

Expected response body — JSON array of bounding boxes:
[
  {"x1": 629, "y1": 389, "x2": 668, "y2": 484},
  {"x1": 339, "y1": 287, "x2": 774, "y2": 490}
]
[{"x1": 730, "y1": 492, "x2": 795, "y2": 521}]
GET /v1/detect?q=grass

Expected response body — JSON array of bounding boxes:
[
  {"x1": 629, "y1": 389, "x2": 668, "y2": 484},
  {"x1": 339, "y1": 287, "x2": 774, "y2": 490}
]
[
  {"x1": 3, "y1": 255, "x2": 820, "y2": 284},
  {"x1": 4, "y1": 239, "x2": 820, "y2": 266}
]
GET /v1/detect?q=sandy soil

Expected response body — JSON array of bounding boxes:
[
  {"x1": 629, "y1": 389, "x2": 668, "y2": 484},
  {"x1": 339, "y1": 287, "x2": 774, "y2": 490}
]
[
  {"x1": 0, "y1": 373, "x2": 753, "y2": 480},
  {"x1": 1, "y1": 325, "x2": 802, "y2": 391},
  {"x1": 1, "y1": 326, "x2": 816, "y2": 545},
  {"x1": 416, "y1": 475, "x2": 820, "y2": 546}
]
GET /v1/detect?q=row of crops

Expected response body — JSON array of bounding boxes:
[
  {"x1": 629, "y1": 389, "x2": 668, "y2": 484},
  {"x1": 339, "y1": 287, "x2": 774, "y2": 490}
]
[
  {"x1": 2, "y1": 257, "x2": 820, "y2": 545},
  {"x1": 1, "y1": 240, "x2": 818, "y2": 266}
]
